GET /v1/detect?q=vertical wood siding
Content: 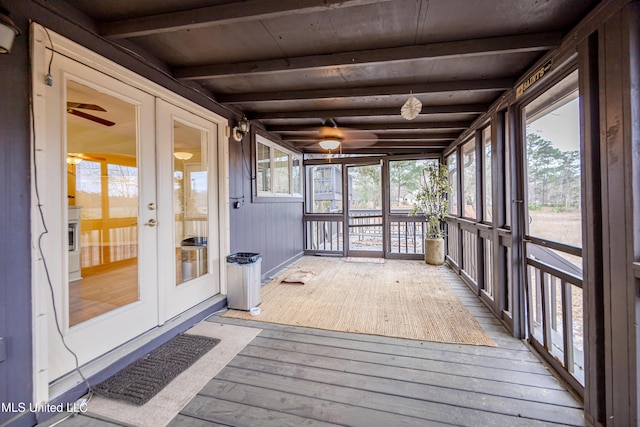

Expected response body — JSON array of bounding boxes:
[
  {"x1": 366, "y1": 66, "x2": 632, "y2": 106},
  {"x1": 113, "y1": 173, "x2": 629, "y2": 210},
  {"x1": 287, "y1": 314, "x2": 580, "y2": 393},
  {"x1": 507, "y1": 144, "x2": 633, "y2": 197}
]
[{"x1": 228, "y1": 136, "x2": 303, "y2": 278}]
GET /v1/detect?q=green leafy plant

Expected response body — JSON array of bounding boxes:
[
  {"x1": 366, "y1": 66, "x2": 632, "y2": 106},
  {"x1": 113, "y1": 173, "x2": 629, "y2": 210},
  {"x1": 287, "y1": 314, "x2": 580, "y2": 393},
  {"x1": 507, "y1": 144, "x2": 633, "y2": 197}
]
[{"x1": 409, "y1": 163, "x2": 453, "y2": 239}]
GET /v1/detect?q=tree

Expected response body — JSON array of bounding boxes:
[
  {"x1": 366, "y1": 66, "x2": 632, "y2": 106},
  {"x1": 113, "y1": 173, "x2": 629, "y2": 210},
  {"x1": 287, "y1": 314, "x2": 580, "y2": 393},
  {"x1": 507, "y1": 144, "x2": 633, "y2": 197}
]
[
  {"x1": 526, "y1": 132, "x2": 580, "y2": 210},
  {"x1": 389, "y1": 160, "x2": 434, "y2": 208}
]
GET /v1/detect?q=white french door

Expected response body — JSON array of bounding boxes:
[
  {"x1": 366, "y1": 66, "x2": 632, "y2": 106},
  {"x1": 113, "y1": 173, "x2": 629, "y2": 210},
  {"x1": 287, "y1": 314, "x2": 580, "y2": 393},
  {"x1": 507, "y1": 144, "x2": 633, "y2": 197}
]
[
  {"x1": 156, "y1": 99, "x2": 220, "y2": 321},
  {"x1": 44, "y1": 55, "x2": 159, "y2": 380},
  {"x1": 33, "y1": 25, "x2": 227, "y2": 391}
]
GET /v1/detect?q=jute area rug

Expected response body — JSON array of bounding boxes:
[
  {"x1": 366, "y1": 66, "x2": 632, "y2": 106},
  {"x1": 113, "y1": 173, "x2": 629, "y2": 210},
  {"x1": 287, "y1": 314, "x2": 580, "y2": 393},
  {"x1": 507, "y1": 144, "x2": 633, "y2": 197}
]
[{"x1": 224, "y1": 257, "x2": 495, "y2": 346}]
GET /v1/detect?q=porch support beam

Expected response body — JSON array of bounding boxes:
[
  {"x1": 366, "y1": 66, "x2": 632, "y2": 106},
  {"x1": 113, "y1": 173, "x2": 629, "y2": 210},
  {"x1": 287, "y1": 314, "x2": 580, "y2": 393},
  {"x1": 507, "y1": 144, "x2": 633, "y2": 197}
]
[
  {"x1": 218, "y1": 78, "x2": 515, "y2": 104},
  {"x1": 269, "y1": 121, "x2": 471, "y2": 133},
  {"x1": 175, "y1": 33, "x2": 562, "y2": 80},
  {"x1": 284, "y1": 133, "x2": 459, "y2": 144},
  {"x1": 250, "y1": 104, "x2": 490, "y2": 119},
  {"x1": 100, "y1": 0, "x2": 391, "y2": 39}
]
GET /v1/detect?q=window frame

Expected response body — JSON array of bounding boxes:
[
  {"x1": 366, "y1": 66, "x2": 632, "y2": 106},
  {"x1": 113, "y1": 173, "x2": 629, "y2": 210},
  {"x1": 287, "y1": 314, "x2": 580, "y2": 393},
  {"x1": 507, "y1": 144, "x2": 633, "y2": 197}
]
[{"x1": 254, "y1": 134, "x2": 303, "y2": 201}]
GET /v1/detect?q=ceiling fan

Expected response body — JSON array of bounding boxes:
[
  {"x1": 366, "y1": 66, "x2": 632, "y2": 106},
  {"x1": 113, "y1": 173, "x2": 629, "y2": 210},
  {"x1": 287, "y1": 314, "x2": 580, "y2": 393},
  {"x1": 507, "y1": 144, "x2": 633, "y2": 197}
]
[
  {"x1": 67, "y1": 102, "x2": 115, "y2": 127},
  {"x1": 301, "y1": 119, "x2": 377, "y2": 153}
]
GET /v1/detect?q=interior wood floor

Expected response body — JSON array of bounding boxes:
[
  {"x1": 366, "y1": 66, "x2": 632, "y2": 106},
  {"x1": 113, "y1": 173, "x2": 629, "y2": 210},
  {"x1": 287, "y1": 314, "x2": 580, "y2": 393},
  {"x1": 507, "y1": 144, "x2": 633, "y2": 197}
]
[
  {"x1": 69, "y1": 250, "x2": 187, "y2": 326},
  {"x1": 69, "y1": 262, "x2": 139, "y2": 327},
  {"x1": 54, "y1": 262, "x2": 585, "y2": 427}
]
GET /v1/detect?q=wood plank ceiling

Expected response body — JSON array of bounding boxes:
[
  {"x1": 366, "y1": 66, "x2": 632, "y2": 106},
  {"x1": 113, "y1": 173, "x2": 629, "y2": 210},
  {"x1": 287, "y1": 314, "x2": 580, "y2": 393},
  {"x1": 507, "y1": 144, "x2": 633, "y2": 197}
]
[{"x1": 67, "y1": 0, "x2": 598, "y2": 155}]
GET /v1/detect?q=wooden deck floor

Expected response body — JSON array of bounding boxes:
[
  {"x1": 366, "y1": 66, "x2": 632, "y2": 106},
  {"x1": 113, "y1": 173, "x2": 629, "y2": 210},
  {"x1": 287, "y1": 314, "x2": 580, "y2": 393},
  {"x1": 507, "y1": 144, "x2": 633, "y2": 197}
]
[{"x1": 54, "y1": 268, "x2": 585, "y2": 427}]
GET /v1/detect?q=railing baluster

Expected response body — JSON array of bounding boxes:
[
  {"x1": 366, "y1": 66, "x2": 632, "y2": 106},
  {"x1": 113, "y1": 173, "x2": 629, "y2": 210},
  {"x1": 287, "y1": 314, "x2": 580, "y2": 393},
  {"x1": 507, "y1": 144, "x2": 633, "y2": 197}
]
[
  {"x1": 562, "y1": 280, "x2": 575, "y2": 372},
  {"x1": 539, "y1": 269, "x2": 551, "y2": 350},
  {"x1": 551, "y1": 275, "x2": 558, "y2": 331}
]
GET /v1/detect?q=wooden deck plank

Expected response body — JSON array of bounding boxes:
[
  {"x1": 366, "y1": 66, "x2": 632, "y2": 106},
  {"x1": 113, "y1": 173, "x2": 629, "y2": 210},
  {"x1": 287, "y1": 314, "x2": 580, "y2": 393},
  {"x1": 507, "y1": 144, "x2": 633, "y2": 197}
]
[
  {"x1": 211, "y1": 315, "x2": 529, "y2": 352},
  {"x1": 253, "y1": 329, "x2": 547, "y2": 373},
  {"x1": 200, "y1": 378, "x2": 537, "y2": 427},
  {"x1": 166, "y1": 415, "x2": 229, "y2": 427},
  {"x1": 237, "y1": 343, "x2": 564, "y2": 390},
  {"x1": 224, "y1": 357, "x2": 580, "y2": 410},
  {"x1": 245, "y1": 337, "x2": 563, "y2": 389},
  {"x1": 45, "y1": 413, "x2": 131, "y2": 427},
  {"x1": 215, "y1": 363, "x2": 585, "y2": 425},
  {"x1": 177, "y1": 395, "x2": 341, "y2": 427}
]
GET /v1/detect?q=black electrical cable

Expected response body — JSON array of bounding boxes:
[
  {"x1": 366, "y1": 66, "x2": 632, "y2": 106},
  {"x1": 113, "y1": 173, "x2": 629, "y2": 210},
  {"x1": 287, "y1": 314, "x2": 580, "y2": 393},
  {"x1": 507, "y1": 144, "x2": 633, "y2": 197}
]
[
  {"x1": 230, "y1": 135, "x2": 255, "y2": 205},
  {"x1": 32, "y1": 28, "x2": 94, "y2": 397}
]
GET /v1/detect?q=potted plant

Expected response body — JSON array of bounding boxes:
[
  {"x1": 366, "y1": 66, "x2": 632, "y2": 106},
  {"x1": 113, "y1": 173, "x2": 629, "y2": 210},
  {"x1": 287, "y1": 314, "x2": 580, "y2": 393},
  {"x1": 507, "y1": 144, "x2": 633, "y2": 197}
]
[{"x1": 410, "y1": 163, "x2": 453, "y2": 265}]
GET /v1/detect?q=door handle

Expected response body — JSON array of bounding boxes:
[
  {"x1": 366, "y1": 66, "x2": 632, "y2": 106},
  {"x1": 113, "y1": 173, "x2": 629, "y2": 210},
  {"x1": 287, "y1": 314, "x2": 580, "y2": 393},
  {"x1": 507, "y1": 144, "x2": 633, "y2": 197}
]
[{"x1": 144, "y1": 219, "x2": 158, "y2": 227}]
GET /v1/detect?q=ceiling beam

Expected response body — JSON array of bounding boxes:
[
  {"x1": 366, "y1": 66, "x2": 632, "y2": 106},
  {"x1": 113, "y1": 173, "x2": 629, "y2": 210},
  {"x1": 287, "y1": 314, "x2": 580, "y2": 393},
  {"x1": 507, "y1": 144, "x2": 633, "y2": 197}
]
[
  {"x1": 175, "y1": 32, "x2": 562, "y2": 80},
  {"x1": 269, "y1": 121, "x2": 471, "y2": 133},
  {"x1": 283, "y1": 132, "x2": 460, "y2": 143},
  {"x1": 219, "y1": 78, "x2": 515, "y2": 104},
  {"x1": 100, "y1": 0, "x2": 391, "y2": 39},
  {"x1": 304, "y1": 147, "x2": 446, "y2": 155},
  {"x1": 249, "y1": 104, "x2": 490, "y2": 119}
]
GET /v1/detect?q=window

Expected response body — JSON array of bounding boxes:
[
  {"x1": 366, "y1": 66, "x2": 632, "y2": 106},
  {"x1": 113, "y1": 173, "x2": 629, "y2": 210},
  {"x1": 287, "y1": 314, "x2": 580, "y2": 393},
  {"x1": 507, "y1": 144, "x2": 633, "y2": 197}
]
[
  {"x1": 462, "y1": 139, "x2": 477, "y2": 219},
  {"x1": 447, "y1": 154, "x2": 458, "y2": 215},
  {"x1": 483, "y1": 126, "x2": 493, "y2": 222},
  {"x1": 273, "y1": 148, "x2": 290, "y2": 194},
  {"x1": 255, "y1": 135, "x2": 302, "y2": 198},
  {"x1": 256, "y1": 141, "x2": 271, "y2": 193}
]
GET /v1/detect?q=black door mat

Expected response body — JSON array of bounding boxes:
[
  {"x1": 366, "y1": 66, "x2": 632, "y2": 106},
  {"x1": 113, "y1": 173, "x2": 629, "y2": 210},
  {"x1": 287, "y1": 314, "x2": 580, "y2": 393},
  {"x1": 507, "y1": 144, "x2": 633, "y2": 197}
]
[{"x1": 94, "y1": 334, "x2": 219, "y2": 406}]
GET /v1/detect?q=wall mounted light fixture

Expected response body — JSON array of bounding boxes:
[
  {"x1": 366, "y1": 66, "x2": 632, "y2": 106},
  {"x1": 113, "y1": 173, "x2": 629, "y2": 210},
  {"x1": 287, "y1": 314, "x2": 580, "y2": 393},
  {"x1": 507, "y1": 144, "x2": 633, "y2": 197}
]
[
  {"x1": 232, "y1": 116, "x2": 250, "y2": 142},
  {"x1": 0, "y1": 7, "x2": 20, "y2": 54}
]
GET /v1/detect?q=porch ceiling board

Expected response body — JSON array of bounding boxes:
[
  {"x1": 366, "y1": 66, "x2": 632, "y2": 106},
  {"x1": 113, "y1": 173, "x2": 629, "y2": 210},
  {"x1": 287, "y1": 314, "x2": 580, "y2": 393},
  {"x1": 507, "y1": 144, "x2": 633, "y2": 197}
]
[
  {"x1": 174, "y1": 32, "x2": 562, "y2": 80},
  {"x1": 217, "y1": 78, "x2": 516, "y2": 104},
  {"x1": 99, "y1": 0, "x2": 394, "y2": 39},
  {"x1": 248, "y1": 104, "x2": 491, "y2": 120}
]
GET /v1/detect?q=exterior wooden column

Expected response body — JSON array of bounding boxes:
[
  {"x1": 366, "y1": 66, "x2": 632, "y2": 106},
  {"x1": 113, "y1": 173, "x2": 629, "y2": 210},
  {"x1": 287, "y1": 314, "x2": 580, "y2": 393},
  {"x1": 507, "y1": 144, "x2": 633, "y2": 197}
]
[
  {"x1": 594, "y1": 3, "x2": 640, "y2": 425},
  {"x1": 508, "y1": 104, "x2": 527, "y2": 339}
]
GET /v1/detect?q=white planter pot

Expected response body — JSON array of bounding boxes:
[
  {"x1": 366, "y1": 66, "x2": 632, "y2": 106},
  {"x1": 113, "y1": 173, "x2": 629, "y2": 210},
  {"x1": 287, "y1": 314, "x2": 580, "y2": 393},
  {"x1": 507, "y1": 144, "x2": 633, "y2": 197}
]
[{"x1": 424, "y1": 237, "x2": 445, "y2": 265}]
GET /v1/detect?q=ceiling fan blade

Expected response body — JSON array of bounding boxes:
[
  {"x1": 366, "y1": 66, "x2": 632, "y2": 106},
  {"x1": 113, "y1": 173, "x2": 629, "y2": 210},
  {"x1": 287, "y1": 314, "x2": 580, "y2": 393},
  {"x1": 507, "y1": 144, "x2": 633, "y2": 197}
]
[
  {"x1": 67, "y1": 152, "x2": 107, "y2": 161},
  {"x1": 67, "y1": 102, "x2": 106, "y2": 112},
  {"x1": 318, "y1": 125, "x2": 344, "y2": 140},
  {"x1": 67, "y1": 108, "x2": 115, "y2": 127},
  {"x1": 340, "y1": 129, "x2": 378, "y2": 148}
]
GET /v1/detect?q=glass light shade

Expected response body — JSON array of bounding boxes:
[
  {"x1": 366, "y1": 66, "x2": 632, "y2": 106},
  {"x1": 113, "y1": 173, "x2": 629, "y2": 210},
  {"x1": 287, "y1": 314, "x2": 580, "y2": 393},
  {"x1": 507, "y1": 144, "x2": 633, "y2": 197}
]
[
  {"x1": 319, "y1": 139, "x2": 340, "y2": 150},
  {"x1": 66, "y1": 156, "x2": 82, "y2": 165},
  {"x1": 0, "y1": 12, "x2": 19, "y2": 54},
  {"x1": 173, "y1": 152, "x2": 193, "y2": 160}
]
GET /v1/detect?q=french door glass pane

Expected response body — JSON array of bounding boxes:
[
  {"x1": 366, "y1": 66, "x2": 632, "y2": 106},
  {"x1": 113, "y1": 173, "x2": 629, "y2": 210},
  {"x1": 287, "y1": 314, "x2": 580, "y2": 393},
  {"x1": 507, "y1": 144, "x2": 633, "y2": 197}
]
[
  {"x1": 173, "y1": 121, "x2": 209, "y2": 285},
  {"x1": 66, "y1": 80, "x2": 139, "y2": 327}
]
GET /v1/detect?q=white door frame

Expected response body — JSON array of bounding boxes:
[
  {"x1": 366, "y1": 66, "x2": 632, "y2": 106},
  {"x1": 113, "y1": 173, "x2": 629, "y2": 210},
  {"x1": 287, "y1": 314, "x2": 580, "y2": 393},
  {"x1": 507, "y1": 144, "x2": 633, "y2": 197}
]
[{"x1": 30, "y1": 23, "x2": 230, "y2": 405}]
